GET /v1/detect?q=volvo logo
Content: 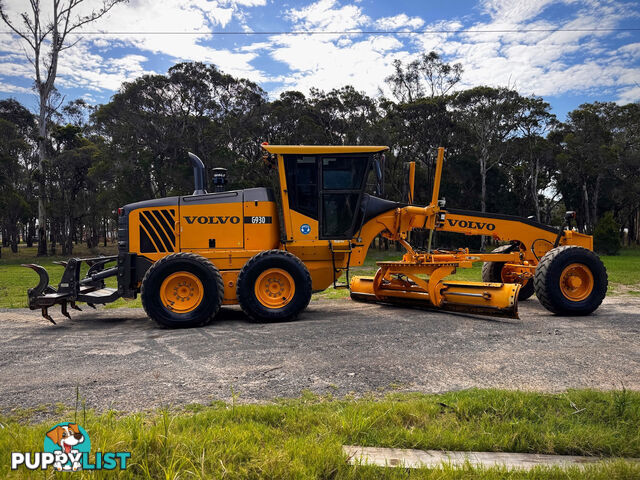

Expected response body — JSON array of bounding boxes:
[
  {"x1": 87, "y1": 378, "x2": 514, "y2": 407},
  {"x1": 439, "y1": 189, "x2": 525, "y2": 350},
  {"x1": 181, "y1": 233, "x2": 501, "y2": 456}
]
[
  {"x1": 184, "y1": 216, "x2": 241, "y2": 225},
  {"x1": 447, "y1": 219, "x2": 496, "y2": 231}
]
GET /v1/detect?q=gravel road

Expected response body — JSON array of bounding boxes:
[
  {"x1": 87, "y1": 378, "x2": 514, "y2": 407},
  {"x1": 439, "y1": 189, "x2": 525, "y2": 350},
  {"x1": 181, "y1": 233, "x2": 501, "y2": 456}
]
[{"x1": 1, "y1": 296, "x2": 639, "y2": 413}]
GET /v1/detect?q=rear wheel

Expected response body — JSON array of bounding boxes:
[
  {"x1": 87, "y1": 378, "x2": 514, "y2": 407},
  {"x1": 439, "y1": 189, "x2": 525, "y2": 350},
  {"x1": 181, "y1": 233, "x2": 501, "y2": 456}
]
[
  {"x1": 534, "y1": 246, "x2": 607, "y2": 315},
  {"x1": 482, "y1": 244, "x2": 534, "y2": 300},
  {"x1": 237, "y1": 250, "x2": 312, "y2": 322},
  {"x1": 141, "y1": 252, "x2": 223, "y2": 328}
]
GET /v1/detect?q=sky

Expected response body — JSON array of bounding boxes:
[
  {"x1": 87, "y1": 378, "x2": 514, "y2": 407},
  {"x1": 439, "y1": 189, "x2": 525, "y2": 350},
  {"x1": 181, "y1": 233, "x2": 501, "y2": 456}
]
[{"x1": 0, "y1": 0, "x2": 639, "y2": 120}]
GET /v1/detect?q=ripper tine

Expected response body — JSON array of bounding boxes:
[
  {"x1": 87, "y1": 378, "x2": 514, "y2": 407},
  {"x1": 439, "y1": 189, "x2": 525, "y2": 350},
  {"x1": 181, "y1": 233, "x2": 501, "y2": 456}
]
[
  {"x1": 61, "y1": 303, "x2": 71, "y2": 319},
  {"x1": 88, "y1": 303, "x2": 96, "y2": 309},
  {"x1": 41, "y1": 307, "x2": 56, "y2": 325},
  {"x1": 21, "y1": 264, "x2": 51, "y2": 297},
  {"x1": 70, "y1": 302, "x2": 82, "y2": 311}
]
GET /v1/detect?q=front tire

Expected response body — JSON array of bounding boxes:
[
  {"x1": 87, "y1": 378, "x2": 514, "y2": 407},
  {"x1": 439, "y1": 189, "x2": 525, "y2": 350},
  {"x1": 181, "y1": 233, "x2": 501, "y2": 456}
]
[
  {"x1": 141, "y1": 252, "x2": 224, "y2": 328},
  {"x1": 534, "y1": 246, "x2": 607, "y2": 315},
  {"x1": 237, "y1": 250, "x2": 312, "y2": 322}
]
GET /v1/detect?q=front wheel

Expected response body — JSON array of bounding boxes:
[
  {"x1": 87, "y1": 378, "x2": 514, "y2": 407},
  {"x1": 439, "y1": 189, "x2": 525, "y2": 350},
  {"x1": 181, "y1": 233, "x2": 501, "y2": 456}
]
[
  {"x1": 141, "y1": 252, "x2": 224, "y2": 328},
  {"x1": 237, "y1": 250, "x2": 312, "y2": 322},
  {"x1": 533, "y1": 246, "x2": 607, "y2": 315}
]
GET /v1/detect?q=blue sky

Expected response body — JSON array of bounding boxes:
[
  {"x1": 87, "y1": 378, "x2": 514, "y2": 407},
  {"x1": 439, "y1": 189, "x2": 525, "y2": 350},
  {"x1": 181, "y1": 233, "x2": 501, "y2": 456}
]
[{"x1": 0, "y1": 0, "x2": 639, "y2": 120}]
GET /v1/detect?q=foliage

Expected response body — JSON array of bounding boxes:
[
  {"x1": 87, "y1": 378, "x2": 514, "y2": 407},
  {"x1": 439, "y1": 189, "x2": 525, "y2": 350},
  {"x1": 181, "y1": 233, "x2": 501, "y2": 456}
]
[
  {"x1": 0, "y1": 53, "x2": 638, "y2": 253},
  {"x1": 1, "y1": 389, "x2": 640, "y2": 478},
  {"x1": 2, "y1": 246, "x2": 640, "y2": 308},
  {"x1": 594, "y1": 212, "x2": 621, "y2": 255}
]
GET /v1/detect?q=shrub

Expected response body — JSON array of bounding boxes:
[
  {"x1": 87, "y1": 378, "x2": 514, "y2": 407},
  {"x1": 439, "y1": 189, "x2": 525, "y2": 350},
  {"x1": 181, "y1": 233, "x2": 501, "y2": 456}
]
[{"x1": 594, "y1": 211, "x2": 621, "y2": 255}]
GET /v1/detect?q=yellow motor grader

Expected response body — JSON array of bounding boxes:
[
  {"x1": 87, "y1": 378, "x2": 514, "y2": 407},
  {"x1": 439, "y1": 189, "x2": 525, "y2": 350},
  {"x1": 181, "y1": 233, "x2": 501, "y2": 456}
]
[{"x1": 24, "y1": 145, "x2": 607, "y2": 327}]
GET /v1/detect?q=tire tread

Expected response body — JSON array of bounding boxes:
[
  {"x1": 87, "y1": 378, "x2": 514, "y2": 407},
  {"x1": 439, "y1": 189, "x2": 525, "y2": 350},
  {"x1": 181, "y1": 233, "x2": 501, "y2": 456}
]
[
  {"x1": 237, "y1": 249, "x2": 312, "y2": 322},
  {"x1": 534, "y1": 245, "x2": 607, "y2": 315},
  {"x1": 141, "y1": 252, "x2": 224, "y2": 327}
]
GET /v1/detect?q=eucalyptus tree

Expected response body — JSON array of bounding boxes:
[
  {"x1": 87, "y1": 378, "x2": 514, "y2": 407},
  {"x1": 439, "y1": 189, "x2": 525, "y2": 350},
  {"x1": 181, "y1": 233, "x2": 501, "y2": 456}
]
[
  {"x1": 453, "y1": 87, "x2": 522, "y2": 249},
  {"x1": 385, "y1": 51, "x2": 463, "y2": 102},
  {"x1": 0, "y1": 99, "x2": 36, "y2": 251},
  {"x1": 0, "y1": 0, "x2": 127, "y2": 255}
]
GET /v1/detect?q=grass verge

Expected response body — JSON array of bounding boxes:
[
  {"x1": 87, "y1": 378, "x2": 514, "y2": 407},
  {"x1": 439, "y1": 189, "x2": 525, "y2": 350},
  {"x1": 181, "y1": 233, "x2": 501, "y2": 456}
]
[
  {"x1": 1, "y1": 389, "x2": 639, "y2": 478},
  {"x1": 1, "y1": 245, "x2": 639, "y2": 308}
]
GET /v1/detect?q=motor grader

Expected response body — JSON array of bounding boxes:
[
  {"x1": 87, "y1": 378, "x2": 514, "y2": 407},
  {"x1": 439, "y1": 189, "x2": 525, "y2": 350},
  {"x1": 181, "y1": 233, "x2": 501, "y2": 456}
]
[{"x1": 23, "y1": 145, "x2": 607, "y2": 327}]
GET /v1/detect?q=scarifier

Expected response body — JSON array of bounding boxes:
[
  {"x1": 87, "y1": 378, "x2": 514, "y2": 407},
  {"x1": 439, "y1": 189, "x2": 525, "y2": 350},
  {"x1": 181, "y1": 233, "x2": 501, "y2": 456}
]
[{"x1": 23, "y1": 145, "x2": 607, "y2": 327}]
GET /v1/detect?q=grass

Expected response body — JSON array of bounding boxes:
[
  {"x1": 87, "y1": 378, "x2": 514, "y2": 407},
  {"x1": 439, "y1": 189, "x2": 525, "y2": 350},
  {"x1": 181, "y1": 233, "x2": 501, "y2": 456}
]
[
  {"x1": 1, "y1": 389, "x2": 639, "y2": 479},
  {"x1": 1, "y1": 244, "x2": 639, "y2": 308}
]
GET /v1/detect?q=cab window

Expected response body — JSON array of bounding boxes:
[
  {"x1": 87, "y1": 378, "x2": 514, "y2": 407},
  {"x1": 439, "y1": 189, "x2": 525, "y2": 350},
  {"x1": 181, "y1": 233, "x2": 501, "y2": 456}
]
[
  {"x1": 284, "y1": 155, "x2": 318, "y2": 220},
  {"x1": 322, "y1": 157, "x2": 369, "y2": 190}
]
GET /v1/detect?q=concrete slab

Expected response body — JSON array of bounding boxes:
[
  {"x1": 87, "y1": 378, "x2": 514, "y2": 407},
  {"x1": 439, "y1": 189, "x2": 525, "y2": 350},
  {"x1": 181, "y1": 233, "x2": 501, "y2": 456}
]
[{"x1": 343, "y1": 445, "x2": 640, "y2": 470}]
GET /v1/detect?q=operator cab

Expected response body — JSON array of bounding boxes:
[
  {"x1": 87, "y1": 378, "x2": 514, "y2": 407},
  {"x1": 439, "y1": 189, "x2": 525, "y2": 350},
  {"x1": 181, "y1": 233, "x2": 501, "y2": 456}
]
[{"x1": 262, "y1": 145, "x2": 390, "y2": 241}]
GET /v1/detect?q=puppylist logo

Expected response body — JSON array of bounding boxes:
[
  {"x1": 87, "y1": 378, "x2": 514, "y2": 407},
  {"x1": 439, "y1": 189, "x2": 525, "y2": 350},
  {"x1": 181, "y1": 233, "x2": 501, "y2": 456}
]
[{"x1": 11, "y1": 422, "x2": 130, "y2": 472}]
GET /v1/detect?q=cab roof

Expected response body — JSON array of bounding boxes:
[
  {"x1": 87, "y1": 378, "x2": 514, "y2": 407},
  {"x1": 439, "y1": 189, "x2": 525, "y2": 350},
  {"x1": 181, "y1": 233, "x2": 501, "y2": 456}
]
[{"x1": 261, "y1": 144, "x2": 389, "y2": 155}]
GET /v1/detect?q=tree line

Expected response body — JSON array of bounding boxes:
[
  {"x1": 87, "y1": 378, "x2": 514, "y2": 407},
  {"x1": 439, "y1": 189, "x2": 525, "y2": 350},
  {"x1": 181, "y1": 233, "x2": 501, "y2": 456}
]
[{"x1": 1, "y1": 53, "x2": 638, "y2": 255}]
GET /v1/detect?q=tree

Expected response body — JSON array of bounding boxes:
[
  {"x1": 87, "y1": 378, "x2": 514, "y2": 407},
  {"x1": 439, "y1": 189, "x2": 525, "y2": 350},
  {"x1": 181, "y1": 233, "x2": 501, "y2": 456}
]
[
  {"x1": 553, "y1": 102, "x2": 620, "y2": 232},
  {"x1": 0, "y1": 0, "x2": 127, "y2": 255},
  {"x1": 93, "y1": 62, "x2": 268, "y2": 199},
  {"x1": 453, "y1": 87, "x2": 522, "y2": 250},
  {"x1": 385, "y1": 51, "x2": 463, "y2": 102},
  {"x1": 0, "y1": 99, "x2": 36, "y2": 251}
]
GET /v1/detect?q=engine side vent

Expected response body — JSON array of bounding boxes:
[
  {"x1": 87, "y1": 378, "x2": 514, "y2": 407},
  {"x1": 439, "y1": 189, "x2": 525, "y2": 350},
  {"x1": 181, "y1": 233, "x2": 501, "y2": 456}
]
[{"x1": 139, "y1": 209, "x2": 176, "y2": 253}]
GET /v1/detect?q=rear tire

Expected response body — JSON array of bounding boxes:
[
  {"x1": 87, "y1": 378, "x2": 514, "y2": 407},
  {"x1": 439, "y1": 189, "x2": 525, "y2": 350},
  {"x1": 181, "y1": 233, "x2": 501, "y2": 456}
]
[
  {"x1": 534, "y1": 246, "x2": 607, "y2": 315},
  {"x1": 237, "y1": 249, "x2": 312, "y2": 322},
  {"x1": 482, "y1": 244, "x2": 534, "y2": 300},
  {"x1": 141, "y1": 252, "x2": 223, "y2": 328}
]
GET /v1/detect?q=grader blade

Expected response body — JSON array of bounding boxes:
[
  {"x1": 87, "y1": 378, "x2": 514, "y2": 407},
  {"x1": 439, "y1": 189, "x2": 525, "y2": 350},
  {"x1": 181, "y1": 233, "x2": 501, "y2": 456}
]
[{"x1": 350, "y1": 276, "x2": 521, "y2": 319}]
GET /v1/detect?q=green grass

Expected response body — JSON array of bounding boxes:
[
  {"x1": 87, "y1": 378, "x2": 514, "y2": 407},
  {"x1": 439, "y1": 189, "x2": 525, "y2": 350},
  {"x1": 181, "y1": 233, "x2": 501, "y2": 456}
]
[
  {"x1": 0, "y1": 244, "x2": 142, "y2": 309},
  {"x1": 1, "y1": 389, "x2": 639, "y2": 479},
  {"x1": 1, "y1": 244, "x2": 639, "y2": 308}
]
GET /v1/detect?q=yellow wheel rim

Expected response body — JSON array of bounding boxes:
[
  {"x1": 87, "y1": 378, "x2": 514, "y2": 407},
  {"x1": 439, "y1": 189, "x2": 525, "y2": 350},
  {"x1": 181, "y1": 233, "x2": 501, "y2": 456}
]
[
  {"x1": 559, "y1": 263, "x2": 594, "y2": 301},
  {"x1": 160, "y1": 271, "x2": 204, "y2": 313},
  {"x1": 255, "y1": 268, "x2": 295, "y2": 309}
]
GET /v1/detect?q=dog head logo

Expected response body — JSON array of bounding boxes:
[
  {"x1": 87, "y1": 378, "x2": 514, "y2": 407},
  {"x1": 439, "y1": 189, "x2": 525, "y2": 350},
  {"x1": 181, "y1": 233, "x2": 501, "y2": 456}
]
[{"x1": 44, "y1": 422, "x2": 91, "y2": 471}]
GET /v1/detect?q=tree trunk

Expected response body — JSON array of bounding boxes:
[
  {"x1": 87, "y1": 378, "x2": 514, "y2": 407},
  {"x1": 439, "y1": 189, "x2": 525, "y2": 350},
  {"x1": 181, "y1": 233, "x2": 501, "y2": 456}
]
[
  {"x1": 532, "y1": 157, "x2": 540, "y2": 222},
  {"x1": 49, "y1": 221, "x2": 56, "y2": 256},
  {"x1": 592, "y1": 174, "x2": 601, "y2": 228},
  {"x1": 480, "y1": 151, "x2": 488, "y2": 251},
  {"x1": 26, "y1": 219, "x2": 34, "y2": 247},
  {"x1": 36, "y1": 99, "x2": 48, "y2": 256},
  {"x1": 9, "y1": 223, "x2": 18, "y2": 253},
  {"x1": 582, "y1": 182, "x2": 591, "y2": 232}
]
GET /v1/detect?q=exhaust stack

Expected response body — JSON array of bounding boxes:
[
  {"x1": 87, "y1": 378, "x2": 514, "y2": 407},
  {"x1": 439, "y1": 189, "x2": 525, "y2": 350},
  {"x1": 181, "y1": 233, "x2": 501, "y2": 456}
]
[{"x1": 187, "y1": 152, "x2": 207, "y2": 195}]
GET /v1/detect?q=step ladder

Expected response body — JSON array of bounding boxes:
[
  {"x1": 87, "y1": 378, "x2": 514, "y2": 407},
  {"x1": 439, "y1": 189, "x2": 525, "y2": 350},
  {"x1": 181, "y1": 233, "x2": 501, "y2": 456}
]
[{"x1": 329, "y1": 241, "x2": 353, "y2": 289}]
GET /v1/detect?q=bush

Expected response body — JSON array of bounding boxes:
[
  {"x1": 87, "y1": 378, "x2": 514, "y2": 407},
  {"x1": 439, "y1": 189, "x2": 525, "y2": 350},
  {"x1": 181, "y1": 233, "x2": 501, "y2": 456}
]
[{"x1": 594, "y1": 211, "x2": 621, "y2": 255}]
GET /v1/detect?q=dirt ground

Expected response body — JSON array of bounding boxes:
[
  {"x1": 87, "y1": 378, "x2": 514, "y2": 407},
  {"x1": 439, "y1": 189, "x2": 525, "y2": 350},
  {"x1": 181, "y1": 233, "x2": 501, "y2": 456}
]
[{"x1": 0, "y1": 296, "x2": 639, "y2": 413}]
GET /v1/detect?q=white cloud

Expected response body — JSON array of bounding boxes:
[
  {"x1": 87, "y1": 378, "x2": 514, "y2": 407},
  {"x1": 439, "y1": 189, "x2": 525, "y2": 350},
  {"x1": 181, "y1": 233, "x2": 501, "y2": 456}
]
[
  {"x1": 482, "y1": 0, "x2": 564, "y2": 25},
  {"x1": 268, "y1": 33, "x2": 405, "y2": 96},
  {"x1": 285, "y1": 0, "x2": 370, "y2": 31},
  {"x1": 429, "y1": 0, "x2": 640, "y2": 98},
  {"x1": 0, "y1": 81, "x2": 30, "y2": 93},
  {"x1": 0, "y1": 61, "x2": 33, "y2": 77},
  {"x1": 617, "y1": 42, "x2": 640, "y2": 59},
  {"x1": 0, "y1": 0, "x2": 638, "y2": 110},
  {"x1": 0, "y1": 0, "x2": 269, "y2": 92},
  {"x1": 616, "y1": 85, "x2": 640, "y2": 104},
  {"x1": 375, "y1": 14, "x2": 424, "y2": 31}
]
